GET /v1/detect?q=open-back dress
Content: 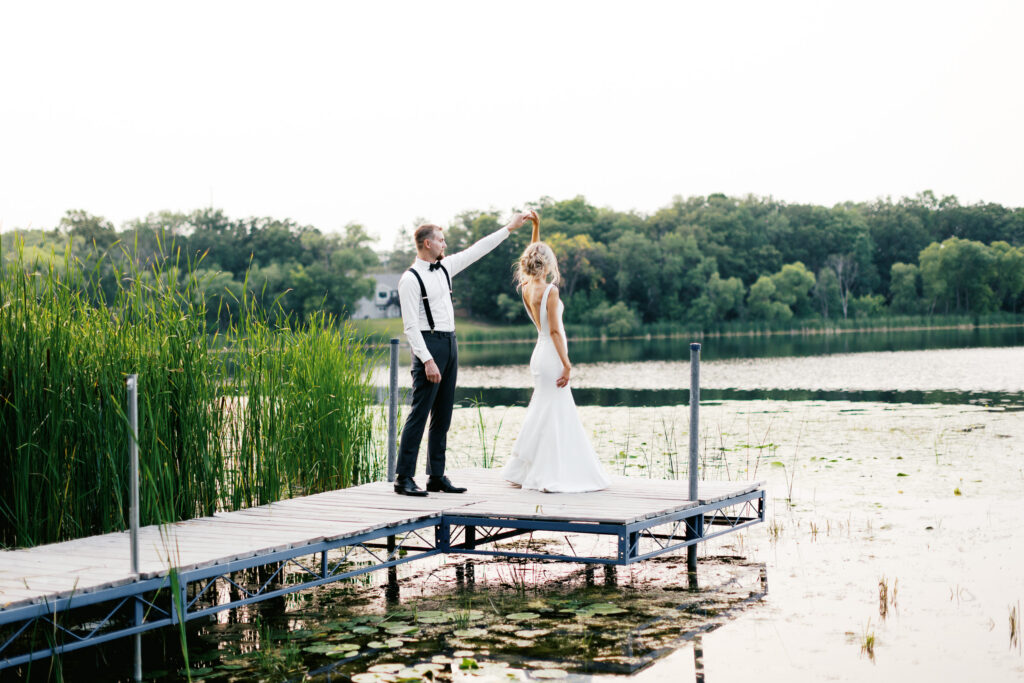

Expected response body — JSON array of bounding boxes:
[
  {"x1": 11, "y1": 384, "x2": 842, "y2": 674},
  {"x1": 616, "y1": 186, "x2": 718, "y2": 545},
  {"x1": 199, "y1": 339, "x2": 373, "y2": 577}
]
[{"x1": 501, "y1": 283, "x2": 610, "y2": 492}]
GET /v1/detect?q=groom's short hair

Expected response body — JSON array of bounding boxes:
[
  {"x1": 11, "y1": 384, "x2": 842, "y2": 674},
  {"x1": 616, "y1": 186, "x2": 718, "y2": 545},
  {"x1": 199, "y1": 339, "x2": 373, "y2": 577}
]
[{"x1": 414, "y1": 224, "x2": 442, "y2": 249}]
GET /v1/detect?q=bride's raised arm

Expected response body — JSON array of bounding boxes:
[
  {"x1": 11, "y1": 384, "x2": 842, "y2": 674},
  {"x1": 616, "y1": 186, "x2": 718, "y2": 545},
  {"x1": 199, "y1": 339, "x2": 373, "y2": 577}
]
[{"x1": 528, "y1": 210, "x2": 540, "y2": 243}]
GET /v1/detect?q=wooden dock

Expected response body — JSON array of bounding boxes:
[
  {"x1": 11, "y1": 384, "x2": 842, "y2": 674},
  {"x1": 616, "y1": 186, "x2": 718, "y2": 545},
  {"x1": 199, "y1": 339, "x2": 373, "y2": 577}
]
[{"x1": 0, "y1": 468, "x2": 764, "y2": 669}]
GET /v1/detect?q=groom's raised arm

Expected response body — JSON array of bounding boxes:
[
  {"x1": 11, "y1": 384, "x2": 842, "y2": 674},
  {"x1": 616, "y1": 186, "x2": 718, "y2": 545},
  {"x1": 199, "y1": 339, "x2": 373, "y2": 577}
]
[{"x1": 443, "y1": 212, "x2": 528, "y2": 277}]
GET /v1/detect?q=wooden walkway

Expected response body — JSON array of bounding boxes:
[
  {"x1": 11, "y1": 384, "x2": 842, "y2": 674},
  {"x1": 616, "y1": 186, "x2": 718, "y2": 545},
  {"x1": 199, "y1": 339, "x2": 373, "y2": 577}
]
[
  {"x1": 0, "y1": 468, "x2": 764, "y2": 669},
  {"x1": 0, "y1": 468, "x2": 759, "y2": 610}
]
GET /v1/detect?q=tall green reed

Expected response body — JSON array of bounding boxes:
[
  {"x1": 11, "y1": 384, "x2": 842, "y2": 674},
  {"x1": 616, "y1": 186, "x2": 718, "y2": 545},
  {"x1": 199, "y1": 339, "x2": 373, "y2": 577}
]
[{"x1": 1, "y1": 236, "x2": 382, "y2": 549}]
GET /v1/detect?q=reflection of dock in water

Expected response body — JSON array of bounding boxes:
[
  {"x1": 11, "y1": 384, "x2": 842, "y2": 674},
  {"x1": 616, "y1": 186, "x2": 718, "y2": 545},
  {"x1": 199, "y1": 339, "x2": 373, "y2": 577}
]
[
  {"x1": 0, "y1": 468, "x2": 764, "y2": 671},
  {"x1": 309, "y1": 557, "x2": 769, "y2": 680}
]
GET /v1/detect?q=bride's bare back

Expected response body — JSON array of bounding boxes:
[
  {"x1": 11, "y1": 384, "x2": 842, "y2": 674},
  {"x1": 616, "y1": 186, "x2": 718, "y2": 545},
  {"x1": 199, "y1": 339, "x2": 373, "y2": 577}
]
[{"x1": 522, "y1": 280, "x2": 548, "y2": 330}]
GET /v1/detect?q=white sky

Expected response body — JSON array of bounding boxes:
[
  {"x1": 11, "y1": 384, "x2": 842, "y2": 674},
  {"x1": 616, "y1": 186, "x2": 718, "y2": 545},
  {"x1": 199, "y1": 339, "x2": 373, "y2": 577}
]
[{"x1": 2, "y1": 1, "x2": 1022, "y2": 248}]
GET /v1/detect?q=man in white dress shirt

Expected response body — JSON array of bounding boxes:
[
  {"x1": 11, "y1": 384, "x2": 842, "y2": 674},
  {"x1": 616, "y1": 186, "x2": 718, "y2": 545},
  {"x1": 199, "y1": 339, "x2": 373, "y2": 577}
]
[{"x1": 394, "y1": 213, "x2": 530, "y2": 496}]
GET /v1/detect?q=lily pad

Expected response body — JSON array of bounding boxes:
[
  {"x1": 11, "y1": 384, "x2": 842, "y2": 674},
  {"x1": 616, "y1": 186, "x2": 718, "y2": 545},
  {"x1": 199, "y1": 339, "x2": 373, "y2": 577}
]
[
  {"x1": 284, "y1": 629, "x2": 317, "y2": 640},
  {"x1": 416, "y1": 614, "x2": 452, "y2": 624},
  {"x1": 368, "y1": 662, "x2": 406, "y2": 674},
  {"x1": 330, "y1": 633, "x2": 358, "y2": 641},
  {"x1": 304, "y1": 643, "x2": 342, "y2": 654},
  {"x1": 332, "y1": 642, "x2": 361, "y2": 652},
  {"x1": 414, "y1": 609, "x2": 445, "y2": 618},
  {"x1": 352, "y1": 625, "x2": 378, "y2": 634},
  {"x1": 506, "y1": 612, "x2": 540, "y2": 621},
  {"x1": 514, "y1": 628, "x2": 550, "y2": 638},
  {"x1": 576, "y1": 602, "x2": 627, "y2": 617},
  {"x1": 459, "y1": 657, "x2": 480, "y2": 670},
  {"x1": 533, "y1": 669, "x2": 569, "y2": 679},
  {"x1": 367, "y1": 638, "x2": 404, "y2": 649},
  {"x1": 384, "y1": 624, "x2": 419, "y2": 635},
  {"x1": 453, "y1": 627, "x2": 488, "y2": 638},
  {"x1": 351, "y1": 674, "x2": 394, "y2": 683},
  {"x1": 455, "y1": 609, "x2": 487, "y2": 622},
  {"x1": 413, "y1": 662, "x2": 445, "y2": 673}
]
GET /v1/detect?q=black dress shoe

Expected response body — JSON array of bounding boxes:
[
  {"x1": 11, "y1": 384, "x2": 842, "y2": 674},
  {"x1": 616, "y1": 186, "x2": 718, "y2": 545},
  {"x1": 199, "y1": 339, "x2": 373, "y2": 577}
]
[
  {"x1": 394, "y1": 475, "x2": 428, "y2": 497},
  {"x1": 426, "y1": 475, "x2": 467, "y2": 494}
]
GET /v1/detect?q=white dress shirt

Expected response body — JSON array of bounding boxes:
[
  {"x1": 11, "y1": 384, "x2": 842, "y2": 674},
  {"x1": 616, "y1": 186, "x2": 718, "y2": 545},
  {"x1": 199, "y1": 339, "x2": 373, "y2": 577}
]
[{"x1": 398, "y1": 226, "x2": 511, "y2": 363}]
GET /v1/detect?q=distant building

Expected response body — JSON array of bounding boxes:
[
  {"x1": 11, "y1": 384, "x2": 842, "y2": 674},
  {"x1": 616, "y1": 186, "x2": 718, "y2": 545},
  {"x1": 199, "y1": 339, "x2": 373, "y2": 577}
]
[{"x1": 352, "y1": 272, "x2": 402, "y2": 319}]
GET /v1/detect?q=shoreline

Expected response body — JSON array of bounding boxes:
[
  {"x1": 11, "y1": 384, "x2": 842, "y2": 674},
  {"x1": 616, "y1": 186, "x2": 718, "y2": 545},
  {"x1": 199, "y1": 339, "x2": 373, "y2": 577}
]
[{"x1": 362, "y1": 320, "x2": 1024, "y2": 347}]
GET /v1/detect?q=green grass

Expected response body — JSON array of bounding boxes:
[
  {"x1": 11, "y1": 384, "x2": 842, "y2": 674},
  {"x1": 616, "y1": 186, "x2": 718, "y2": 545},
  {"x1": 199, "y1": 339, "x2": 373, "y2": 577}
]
[{"x1": 0, "y1": 237, "x2": 383, "y2": 549}]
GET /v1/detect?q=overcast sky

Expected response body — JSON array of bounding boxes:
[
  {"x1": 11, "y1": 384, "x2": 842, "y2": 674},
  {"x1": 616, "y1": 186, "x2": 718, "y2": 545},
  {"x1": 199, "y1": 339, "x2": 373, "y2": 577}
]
[{"x1": 2, "y1": 1, "x2": 1022, "y2": 248}]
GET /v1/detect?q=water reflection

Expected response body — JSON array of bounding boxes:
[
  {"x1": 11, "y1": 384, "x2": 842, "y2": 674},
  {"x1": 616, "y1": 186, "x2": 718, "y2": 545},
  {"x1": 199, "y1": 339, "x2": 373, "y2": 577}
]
[
  {"x1": 296, "y1": 556, "x2": 768, "y2": 681},
  {"x1": 455, "y1": 386, "x2": 1024, "y2": 409},
  {"x1": 453, "y1": 325, "x2": 1024, "y2": 367}
]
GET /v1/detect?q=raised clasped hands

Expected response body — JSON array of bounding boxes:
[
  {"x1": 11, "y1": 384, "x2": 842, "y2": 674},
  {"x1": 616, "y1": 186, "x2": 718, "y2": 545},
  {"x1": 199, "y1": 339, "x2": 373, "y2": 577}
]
[
  {"x1": 508, "y1": 210, "x2": 539, "y2": 232},
  {"x1": 556, "y1": 365, "x2": 570, "y2": 388}
]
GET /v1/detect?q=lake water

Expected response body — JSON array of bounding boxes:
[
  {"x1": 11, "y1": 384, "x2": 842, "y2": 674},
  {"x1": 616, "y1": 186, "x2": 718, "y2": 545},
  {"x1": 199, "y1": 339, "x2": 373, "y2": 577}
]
[{"x1": 42, "y1": 327, "x2": 1024, "y2": 681}]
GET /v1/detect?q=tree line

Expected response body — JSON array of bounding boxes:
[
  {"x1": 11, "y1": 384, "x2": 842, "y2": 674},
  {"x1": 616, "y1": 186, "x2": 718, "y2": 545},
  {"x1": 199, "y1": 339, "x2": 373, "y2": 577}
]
[
  {"x1": 2, "y1": 208, "x2": 379, "y2": 328},
  {"x1": 4, "y1": 191, "x2": 1023, "y2": 332},
  {"x1": 412, "y1": 192, "x2": 1024, "y2": 332}
]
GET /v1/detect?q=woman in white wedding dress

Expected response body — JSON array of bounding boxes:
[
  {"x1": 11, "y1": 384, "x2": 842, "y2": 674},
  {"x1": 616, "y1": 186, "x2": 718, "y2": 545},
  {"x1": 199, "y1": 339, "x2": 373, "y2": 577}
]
[{"x1": 501, "y1": 213, "x2": 610, "y2": 493}]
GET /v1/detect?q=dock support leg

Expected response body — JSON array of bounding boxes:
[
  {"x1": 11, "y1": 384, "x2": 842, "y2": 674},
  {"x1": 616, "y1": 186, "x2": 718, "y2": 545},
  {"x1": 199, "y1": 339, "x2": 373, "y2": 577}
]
[
  {"x1": 617, "y1": 530, "x2": 638, "y2": 563},
  {"x1": 436, "y1": 523, "x2": 450, "y2": 553},
  {"x1": 133, "y1": 598, "x2": 142, "y2": 682},
  {"x1": 686, "y1": 514, "x2": 704, "y2": 573},
  {"x1": 464, "y1": 526, "x2": 476, "y2": 550},
  {"x1": 603, "y1": 565, "x2": 617, "y2": 587},
  {"x1": 320, "y1": 550, "x2": 328, "y2": 579},
  {"x1": 385, "y1": 566, "x2": 400, "y2": 605}
]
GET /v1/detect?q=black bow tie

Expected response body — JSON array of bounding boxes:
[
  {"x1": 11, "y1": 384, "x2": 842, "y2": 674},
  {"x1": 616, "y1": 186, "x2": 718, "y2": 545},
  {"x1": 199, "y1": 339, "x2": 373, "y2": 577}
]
[{"x1": 429, "y1": 261, "x2": 443, "y2": 271}]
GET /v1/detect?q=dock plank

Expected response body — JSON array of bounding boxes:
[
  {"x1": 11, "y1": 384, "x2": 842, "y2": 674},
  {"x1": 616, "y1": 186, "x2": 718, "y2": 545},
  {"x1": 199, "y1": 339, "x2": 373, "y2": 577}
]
[{"x1": 0, "y1": 469, "x2": 763, "y2": 611}]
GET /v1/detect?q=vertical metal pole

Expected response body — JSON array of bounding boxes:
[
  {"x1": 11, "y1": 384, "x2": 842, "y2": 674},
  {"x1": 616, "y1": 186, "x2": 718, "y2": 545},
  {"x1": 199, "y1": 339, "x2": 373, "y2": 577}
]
[
  {"x1": 387, "y1": 339, "x2": 400, "y2": 566},
  {"x1": 127, "y1": 374, "x2": 142, "y2": 682},
  {"x1": 387, "y1": 338, "x2": 399, "y2": 483},
  {"x1": 128, "y1": 375, "x2": 140, "y2": 573},
  {"x1": 687, "y1": 343, "x2": 701, "y2": 573}
]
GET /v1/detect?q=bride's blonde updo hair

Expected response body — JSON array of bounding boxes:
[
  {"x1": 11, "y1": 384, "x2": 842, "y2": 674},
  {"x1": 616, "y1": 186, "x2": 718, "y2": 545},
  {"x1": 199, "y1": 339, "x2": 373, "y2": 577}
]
[{"x1": 515, "y1": 241, "x2": 560, "y2": 290}]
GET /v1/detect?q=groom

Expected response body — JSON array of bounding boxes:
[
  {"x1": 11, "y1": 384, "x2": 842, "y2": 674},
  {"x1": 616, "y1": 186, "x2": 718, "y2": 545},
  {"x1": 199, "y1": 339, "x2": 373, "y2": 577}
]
[{"x1": 394, "y1": 212, "x2": 530, "y2": 496}]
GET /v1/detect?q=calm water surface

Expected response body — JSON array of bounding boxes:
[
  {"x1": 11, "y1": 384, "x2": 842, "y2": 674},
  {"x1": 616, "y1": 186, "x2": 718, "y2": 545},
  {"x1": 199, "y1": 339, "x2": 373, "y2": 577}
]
[{"x1": 36, "y1": 331, "x2": 1024, "y2": 681}]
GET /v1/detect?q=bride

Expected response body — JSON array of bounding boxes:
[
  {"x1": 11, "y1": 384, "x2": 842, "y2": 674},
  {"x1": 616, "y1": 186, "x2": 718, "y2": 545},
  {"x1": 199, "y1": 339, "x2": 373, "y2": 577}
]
[{"x1": 501, "y1": 211, "x2": 611, "y2": 493}]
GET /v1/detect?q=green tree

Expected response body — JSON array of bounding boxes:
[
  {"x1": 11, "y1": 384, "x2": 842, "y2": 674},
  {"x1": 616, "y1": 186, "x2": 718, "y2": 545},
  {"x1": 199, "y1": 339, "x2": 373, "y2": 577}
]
[
  {"x1": 688, "y1": 272, "x2": 745, "y2": 326},
  {"x1": 746, "y1": 275, "x2": 792, "y2": 321},
  {"x1": 889, "y1": 262, "x2": 921, "y2": 314},
  {"x1": 919, "y1": 237, "x2": 996, "y2": 314},
  {"x1": 812, "y1": 267, "x2": 841, "y2": 319},
  {"x1": 60, "y1": 209, "x2": 117, "y2": 251},
  {"x1": 770, "y1": 262, "x2": 816, "y2": 317},
  {"x1": 990, "y1": 241, "x2": 1024, "y2": 312},
  {"x1": 851, "y1": 294, "x2": 886, "y2": 318}
]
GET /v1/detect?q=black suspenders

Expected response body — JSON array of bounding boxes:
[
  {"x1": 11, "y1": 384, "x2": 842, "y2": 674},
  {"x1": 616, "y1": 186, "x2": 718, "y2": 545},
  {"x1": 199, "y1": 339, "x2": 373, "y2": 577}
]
[{"x1": 407, "y1": 263, "x2": 452, "y2": 332}]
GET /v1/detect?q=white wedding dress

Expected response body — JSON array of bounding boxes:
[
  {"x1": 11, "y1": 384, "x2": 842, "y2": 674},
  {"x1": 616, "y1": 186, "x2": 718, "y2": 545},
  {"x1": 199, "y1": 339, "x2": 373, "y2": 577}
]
[{"x1": 502, "y1": 283, "x2": 610, "y2": 492}]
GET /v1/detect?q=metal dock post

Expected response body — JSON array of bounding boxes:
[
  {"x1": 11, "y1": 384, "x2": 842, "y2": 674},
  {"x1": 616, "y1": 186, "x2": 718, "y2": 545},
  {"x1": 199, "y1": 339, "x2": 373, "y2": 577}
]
[
  {"x1": 127, "y1": 374, "x2": 142, "y2": 682},
  {"x1": 387, "y1": 338, "x2": 399, "y2": 483},
  {"x1": 687, "y1": 342, "x2": 701, "y2": 573}
]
